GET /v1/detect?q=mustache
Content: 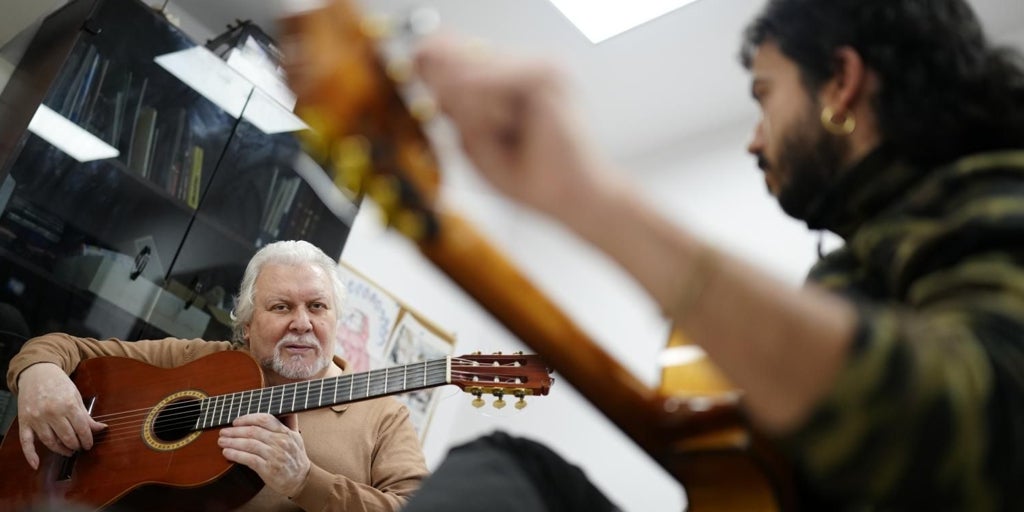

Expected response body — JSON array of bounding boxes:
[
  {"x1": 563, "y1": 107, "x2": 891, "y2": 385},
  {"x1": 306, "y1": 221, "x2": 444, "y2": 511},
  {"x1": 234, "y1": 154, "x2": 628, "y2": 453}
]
[{"x1": 275, "y1": 333, "x2": 321, "y2": 350}]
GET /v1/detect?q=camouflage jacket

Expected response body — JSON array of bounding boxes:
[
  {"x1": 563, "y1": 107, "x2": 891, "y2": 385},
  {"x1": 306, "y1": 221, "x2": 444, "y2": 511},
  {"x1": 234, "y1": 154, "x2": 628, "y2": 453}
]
[{"x1": 787, "y1": 149, "x2": 1024, "y2": 511}]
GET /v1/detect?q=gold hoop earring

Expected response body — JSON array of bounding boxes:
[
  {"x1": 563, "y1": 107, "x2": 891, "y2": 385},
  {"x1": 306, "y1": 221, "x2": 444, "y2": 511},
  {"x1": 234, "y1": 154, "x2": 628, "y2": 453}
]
[{"x1": 820, "y1": 106, "x2": 856, "y2": 135}]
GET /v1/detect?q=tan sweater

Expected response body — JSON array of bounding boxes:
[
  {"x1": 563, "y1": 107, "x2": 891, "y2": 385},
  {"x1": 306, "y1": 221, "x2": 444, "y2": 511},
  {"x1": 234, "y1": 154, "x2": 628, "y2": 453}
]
[{"x1": 7, "y1": 333, "x2": 429, "y2": 512}]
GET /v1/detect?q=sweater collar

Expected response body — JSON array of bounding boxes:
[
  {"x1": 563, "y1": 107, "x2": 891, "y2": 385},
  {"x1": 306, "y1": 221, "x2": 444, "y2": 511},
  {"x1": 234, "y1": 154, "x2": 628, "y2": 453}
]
[{"x1": 801, "y1": 146, "x2": 924, "y2": 239}]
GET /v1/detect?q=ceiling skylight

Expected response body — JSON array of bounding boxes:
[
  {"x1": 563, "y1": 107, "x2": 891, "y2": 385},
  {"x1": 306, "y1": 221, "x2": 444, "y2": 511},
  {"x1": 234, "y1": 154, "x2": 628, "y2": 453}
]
[{"x1": 548, "y1": 0, "x2": 703, "y2": 43}]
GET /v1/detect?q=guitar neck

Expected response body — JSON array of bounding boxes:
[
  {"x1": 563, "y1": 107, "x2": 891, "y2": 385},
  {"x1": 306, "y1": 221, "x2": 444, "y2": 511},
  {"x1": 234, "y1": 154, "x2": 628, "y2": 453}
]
[{"x1": 195, "y1": 358, "x2": 450, "y2": 429}]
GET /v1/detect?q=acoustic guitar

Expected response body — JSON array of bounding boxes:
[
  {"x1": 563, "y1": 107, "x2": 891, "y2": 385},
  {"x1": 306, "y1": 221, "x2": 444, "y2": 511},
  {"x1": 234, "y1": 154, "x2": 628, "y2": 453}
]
[
  {"x1": 278, "y1": 1, "x2": 797, "y2": 511},
  {"x1": 0, "y1": 350, "x2": 552, "y2": 511}
]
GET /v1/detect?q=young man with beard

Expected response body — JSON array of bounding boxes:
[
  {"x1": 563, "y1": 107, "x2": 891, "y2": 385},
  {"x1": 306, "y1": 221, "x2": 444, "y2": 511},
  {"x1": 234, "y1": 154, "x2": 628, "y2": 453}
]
[
  {"x1": 407, "y1": 0, "x2": 1024, "y2": 509},
  {"x1": 6, "y1": 240, "x2": 428, "y2": 511}
]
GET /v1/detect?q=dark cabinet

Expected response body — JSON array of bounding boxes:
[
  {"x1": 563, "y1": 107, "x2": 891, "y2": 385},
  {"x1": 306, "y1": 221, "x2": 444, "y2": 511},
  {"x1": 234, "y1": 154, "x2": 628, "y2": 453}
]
[{"x1": 0, "y1": 0, "x2": 355, "y2": 368}]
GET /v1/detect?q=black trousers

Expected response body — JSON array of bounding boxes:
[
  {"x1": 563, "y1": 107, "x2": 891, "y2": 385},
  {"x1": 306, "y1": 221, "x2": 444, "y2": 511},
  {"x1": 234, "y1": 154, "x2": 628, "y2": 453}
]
[{"x1": 403, "y1": 431, "x2": 620, "y2": 512}]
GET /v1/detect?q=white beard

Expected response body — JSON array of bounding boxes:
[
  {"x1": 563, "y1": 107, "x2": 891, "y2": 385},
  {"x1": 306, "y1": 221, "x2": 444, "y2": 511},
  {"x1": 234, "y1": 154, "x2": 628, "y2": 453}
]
[{"x1": 265, "y1": 333, "x2": 329, "y2": 380}]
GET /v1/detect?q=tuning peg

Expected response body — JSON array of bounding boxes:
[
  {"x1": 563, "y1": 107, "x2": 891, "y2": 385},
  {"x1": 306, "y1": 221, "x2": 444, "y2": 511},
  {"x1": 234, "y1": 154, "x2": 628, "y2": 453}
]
[
  {"x1": 394, "y1": 209, "x2": 427, "y2": 240},
  {"x1": 386, "y1": 57, "x2": 414, "y2": 84},
  {"x1": 515, "y1": 397, "x2": 527, "y2": 410},
  {"x1": 471, "y1": 390, "x2": 484, "y2": 408},
  {"x1": 492, "y1": 390, "x2": 506, "y2": 409},
  {"x1": 409, "y1": 96, "x2": 437, "y2": 122},
  {"x1": 296, "y1": 108, "x2": 335, "y2": 163},
  {"x1": 360, "y1": 14, "x2": 394, "y2": 39},
  {"x1": 491, "y1": 351, "x2": 503, "y2": 355},
  {"x1": 331, "y1": 136, "x2": 372, "y2": 194},
  {"x1": 513, "y1": 351, "x2": 524, "y2": 355},
  {"x1": 367, "y1": 175, "x2": 401, "y2": 211}
]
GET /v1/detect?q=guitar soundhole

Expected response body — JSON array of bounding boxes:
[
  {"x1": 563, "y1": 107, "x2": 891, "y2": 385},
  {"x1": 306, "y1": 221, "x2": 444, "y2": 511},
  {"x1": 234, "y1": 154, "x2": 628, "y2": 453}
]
[{"x1": 152, "y1": 398, "x2": 202, "y2": 442}]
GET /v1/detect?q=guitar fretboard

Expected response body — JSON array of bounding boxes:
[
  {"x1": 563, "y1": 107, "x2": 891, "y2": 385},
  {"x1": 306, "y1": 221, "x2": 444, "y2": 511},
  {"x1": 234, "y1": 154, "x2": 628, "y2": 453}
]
[{"x1": 195, "y1": 357, "x2": 450, "y2": 429}]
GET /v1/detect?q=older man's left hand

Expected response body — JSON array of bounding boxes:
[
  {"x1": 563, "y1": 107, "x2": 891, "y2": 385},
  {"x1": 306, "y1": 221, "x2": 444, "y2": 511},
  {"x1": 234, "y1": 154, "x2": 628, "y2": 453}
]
[{"x1": 219, "y1": 413, "x2": 311, "y2": 498}]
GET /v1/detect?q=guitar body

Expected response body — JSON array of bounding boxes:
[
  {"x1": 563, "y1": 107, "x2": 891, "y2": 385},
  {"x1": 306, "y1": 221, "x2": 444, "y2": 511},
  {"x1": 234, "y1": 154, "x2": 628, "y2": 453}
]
[
  {"x1": 0, "y1": 351, "x2": 265, "y2": 512},
  {"x1": 660, "y1": 331, "x2": 795, "y2": 511}
]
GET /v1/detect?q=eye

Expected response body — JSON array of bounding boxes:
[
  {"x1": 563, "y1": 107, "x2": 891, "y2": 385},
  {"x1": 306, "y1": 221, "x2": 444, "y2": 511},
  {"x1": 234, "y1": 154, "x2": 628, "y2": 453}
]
[
  {"x1": 271, "y1": 303, "x2": 289, "y2": 312},
  {"x1": 311, "y1": 302, "x2": 328, "y2": 310}
]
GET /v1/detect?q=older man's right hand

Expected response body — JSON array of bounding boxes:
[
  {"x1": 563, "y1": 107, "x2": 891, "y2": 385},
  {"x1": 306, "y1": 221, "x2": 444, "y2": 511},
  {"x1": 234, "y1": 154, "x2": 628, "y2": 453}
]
[{"x1": 16, "y1": 362, "x2": 107, "y2": 469}]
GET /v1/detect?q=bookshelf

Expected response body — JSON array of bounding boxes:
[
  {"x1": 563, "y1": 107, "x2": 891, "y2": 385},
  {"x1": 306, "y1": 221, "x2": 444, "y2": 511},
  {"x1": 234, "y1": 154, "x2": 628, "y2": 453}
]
[{"x1": 0, "y1": 0, "x2": 356, "y2": 350}]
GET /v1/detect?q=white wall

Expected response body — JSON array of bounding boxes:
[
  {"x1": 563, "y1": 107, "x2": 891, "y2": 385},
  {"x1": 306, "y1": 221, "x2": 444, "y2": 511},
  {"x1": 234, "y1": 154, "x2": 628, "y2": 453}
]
[{"x1": 339, "y1": 114, "x2": 826, "y2": 511}]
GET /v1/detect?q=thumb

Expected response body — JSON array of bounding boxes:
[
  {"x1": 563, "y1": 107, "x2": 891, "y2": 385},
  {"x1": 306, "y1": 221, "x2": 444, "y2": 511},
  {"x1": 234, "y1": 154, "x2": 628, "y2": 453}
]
[{"x1": 280, "y1": 413, "x2": 300, "y2": 432}]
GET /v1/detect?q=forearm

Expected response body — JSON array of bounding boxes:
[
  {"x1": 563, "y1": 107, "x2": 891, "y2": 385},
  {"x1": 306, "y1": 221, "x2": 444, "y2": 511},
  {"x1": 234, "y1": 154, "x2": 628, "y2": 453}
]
[
  {"x1": 7, "y1": 334, "x2": 226, "y2": 393},
  {"x1": 558, "y1": 177, "x2": 857, "y2": 432},
  {"x1": 7, "y1": 333, "x2": 95, "y2": 392}
]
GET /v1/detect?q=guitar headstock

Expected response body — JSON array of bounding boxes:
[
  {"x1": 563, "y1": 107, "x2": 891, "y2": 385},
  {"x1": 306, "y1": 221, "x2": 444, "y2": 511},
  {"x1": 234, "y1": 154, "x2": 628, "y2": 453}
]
[
  {"x1": 278, "y1": 0, "x2": 444, "y2": 242},
  {"x1": 451, "y1": 352, "x2": 554, "y2": 409}
]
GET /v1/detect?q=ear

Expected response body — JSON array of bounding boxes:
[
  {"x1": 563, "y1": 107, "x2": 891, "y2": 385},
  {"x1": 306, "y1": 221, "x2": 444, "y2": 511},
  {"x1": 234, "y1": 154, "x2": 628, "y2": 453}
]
[{"x1": 822, "y1": 46, "x2": 868, "y2": 113}]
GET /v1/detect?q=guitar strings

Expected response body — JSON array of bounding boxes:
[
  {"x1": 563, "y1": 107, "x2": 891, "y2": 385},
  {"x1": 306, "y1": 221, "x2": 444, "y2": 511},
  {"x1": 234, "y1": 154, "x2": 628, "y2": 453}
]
[
  {"x1": 85, "y1": 357, "x2": 527, "y2": 425},
  {"x1": 92, "y1": 367, "x2": 527, "y2": 445},
  {"x1": 88, "y1": 357, "x2": 534, "y2": 443},
  {"x1": 85, "y1": 361, "x2": 535, "y2": 446}
]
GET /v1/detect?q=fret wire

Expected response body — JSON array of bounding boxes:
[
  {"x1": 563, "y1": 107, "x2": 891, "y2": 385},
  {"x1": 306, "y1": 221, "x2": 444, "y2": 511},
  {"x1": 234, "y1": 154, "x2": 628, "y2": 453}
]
[
  {"x1": 217, "y1": 396, "x2": 224, "y2": 425},
  {"x1": 383, "y1": 368, "x2": 389, "y2": 394},
  {"x1": 221, "y1": 395, "x2": 228, "y2": 424},
  {"x1": 365, "y1": 371, "x2": 371, "y2": 397},
  {"x1": 333, "y1": 375, "x2": 339, "y2": 404},
  {"x1": 403, "y1": 365, "x2": 408, "y2": 391},
  {"x1": 422, "y1": 360, "x2": 427, "y2": 386},
  {"x1": 199, "y1": 399, "x2": 207, "y2": 429},
  {"x1": 318, "y1": 379, "x2": 324, "y2": 408},
  {"x1": 203, "y1": 398, "x2": 210, "y2": 429},
  {"x1": 349, "y1": 373, "x2": 354, "y2": 400}
]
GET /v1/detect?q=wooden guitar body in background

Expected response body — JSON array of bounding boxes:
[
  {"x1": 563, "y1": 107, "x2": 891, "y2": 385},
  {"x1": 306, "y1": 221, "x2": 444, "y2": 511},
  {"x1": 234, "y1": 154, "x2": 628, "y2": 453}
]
[{"x1": 279, "y1": 1, "x2": 797, "y2": 510}]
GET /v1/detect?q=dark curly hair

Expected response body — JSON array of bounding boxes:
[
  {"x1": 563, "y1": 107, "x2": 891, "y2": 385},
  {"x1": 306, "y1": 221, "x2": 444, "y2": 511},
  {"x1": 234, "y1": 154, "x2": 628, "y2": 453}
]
[{"x1": 740, "y1": 0, "x2": 1024, "y2": 167}]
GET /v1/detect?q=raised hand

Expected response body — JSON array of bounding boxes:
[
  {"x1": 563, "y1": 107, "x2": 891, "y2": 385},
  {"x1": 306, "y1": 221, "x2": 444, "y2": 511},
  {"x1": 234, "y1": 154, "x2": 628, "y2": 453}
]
[{"x1": 414, "y1": 35, "x2": 617, "y2": 224}]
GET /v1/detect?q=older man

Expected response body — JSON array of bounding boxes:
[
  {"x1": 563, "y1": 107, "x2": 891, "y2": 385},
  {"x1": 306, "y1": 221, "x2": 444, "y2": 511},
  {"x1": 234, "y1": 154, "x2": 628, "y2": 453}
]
[{"x1": 7, "y1": 240, "x2": 427, "y2": 511}]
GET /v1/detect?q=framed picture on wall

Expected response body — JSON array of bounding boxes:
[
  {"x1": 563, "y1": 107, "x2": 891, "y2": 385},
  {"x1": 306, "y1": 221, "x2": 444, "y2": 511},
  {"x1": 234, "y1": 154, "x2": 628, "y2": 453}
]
[
  {"x1": 336, "y1": 263, "x2": 402, "y2": 372},
  {"x1": 336, "y1": 261, "x2": 456, "y2": 439},
  {"x1": 383, "y1": 311, "x2": 456, "y2": 437}
]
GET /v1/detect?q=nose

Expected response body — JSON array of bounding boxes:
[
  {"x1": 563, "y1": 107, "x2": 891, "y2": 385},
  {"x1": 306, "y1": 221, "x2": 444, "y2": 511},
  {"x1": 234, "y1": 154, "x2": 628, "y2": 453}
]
[
  {"x1": 746, "y1": 120, "x2": 764, "y2": 156},
  {"x1": 289, "y1": 307, "x2": 313, "y2": 332}
]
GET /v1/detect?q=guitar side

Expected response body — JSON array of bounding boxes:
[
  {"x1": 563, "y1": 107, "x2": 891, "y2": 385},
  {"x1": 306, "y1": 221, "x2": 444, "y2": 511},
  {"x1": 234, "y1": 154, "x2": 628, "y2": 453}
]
[{"x1": 0, "y1": 350, "x2": 264, "y2": 512}]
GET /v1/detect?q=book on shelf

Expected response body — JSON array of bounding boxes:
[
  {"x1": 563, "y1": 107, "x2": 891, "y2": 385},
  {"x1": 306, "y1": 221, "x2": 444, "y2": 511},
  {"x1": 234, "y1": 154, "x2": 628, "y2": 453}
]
[
  {"x1": 149, "y1": 107, "x2": 187, "y2": 192},
  {"x1": 58, "y1": 44, "x2": 97, "y2": 118},
  {"x1": 108, "y1": 70, "x2": 133, "y2": 146},
  {"x1": 122, "y1": 76, "x2": 149, "y2": 167},
  {"x1": 80, "y1": 58, "x2": 110, "y2": 128},
  {"x1": 127, "y1": 106, "x2": 157, "y2": 177},
  {"x1": 185, "y1": 145, "x2": 204, "y2": 209},
  {"x1": 263, "y1": 175, "x2": 300, "y2": 236}
]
